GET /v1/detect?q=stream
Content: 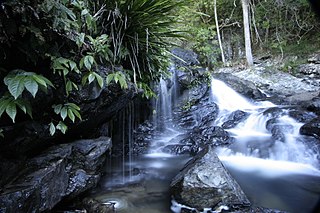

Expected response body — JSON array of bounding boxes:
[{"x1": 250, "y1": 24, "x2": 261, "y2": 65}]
[{"x1": 87, "y1": 75, "x2": 320, "y2": 213}]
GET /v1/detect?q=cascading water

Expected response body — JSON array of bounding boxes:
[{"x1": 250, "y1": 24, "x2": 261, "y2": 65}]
[
  {"x1": 211, "y1": 78, "x2": 320, "y2": 213},
  {"x1": 88, "y1": 66, "x2": 189, "y2": 213}
]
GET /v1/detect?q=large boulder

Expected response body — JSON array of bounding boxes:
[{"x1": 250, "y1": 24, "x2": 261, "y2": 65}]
[
  {"x1": 213, "y1": 72, "x2": 266, "y2": 100},
  {"x1": 170, "y1": 146, "x2": 250, "y2": 212},
  {"x1": 300, "y1": 117, "x2": 320, "y2": 138},
  {"x1": 0, "y1": 137, "x2": 111, "y2": 213}
]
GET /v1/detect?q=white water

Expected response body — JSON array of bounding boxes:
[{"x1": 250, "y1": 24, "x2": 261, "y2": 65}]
[{"x1": 211, "y1": 78, "x2": 320, "y2": 212}]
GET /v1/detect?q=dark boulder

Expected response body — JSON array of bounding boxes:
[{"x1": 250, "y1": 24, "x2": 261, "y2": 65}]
[
  {"x1": 0, "y1": 137, "x2": 111, "y2": 213},
  {"x1": 300, "y1": 117, "x2": 320, "y2": 139},
  {"x1": 213, "y1": 73, "x2": 266, "y2": 100},
  {"x1": 288, "y1": 109, "x2": 317, "y2": 123},
  {"x1": 222, "y1": 110, "x2": 249, "y2": 129},
  {"x1": 170, "y1": 146, "x2": 250, "y2": 211}
]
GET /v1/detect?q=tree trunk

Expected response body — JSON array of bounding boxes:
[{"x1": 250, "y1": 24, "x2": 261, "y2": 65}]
[
  {"x1": 214, "y1": 0, "x2": 225, "y2": 64},
  {"x1": 241, "y1": 0, "x2": 253, "y2": 66}
]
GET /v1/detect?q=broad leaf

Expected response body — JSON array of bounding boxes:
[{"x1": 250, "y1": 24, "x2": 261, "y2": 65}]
[
  {"x1": 94, "y1": 73, "x2": 104, "y2": 88},
  {"x1": 49, "y1": 122, "x2": 56, "y2": 136},
  {"x1": 53, "y1": 104, "x2": 62, "y2": 114},
  {"x1": 56, "y1": 121, "x2": 68, "y2": 134},
  {"x1": 68, "y1": 109, "x2": 75, "y2": 122},
  {"x1": 8, "y1": 76, "x2": 25, "y2": 99},
  {"x1": 66, "y1": 103, "x2": 80, "y2": 111},
  {"x1": 24, "y1": 77, "x2": 39, "y2": 98},
  {"x1": 32, "y1": 75, "x2": 47, "y2": 87},
  {"x1": 6, "y1": 102, "x2": 17, "y2": 123},
  {"x1": 106, "y1": 74, "x2": 114, "y2": 84},
  {"x1": 119, "y1": 76, "x2": 128, "y2": 89},
  {"x1": 61, "y1": 107, "x2": 67, "y2": 120},
  {"x1": 88, "y1": 73, "x2": 95, "y2": 84}
]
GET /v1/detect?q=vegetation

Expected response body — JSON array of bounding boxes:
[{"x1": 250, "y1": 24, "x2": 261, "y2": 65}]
[
  {"x1": 0, "y1": 0, "x2": 319, "y2": 137},
  {"x1": 176, "y1": 0, "x2": 320, "y2": 66},
  {"x1": 0, "y1": 0, "x2": 182, "y2": 135}
]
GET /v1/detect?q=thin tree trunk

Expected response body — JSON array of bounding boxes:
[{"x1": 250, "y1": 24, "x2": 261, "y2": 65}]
[
  {"x1": 214, "y1": 0, "x2": 225, "y2": 64},
  {"x1": 241, "y1": 0, "x2": 253, "y2": 66}
]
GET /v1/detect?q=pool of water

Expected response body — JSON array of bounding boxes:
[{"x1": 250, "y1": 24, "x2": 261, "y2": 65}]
[{"x1": 89, "y1": 153, "x2": 190, "y2": 213}]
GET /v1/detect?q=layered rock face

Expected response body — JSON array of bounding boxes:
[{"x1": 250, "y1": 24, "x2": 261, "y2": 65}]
[{"x1": 0, "y1": 137, "x2": 111, "y2": 213}]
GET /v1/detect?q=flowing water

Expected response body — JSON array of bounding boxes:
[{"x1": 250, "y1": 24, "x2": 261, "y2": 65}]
[
  {"x1": 89, "y1": 68, "x2": 190, "y2": 213},
  {"x1": 89, "y1": 75, "x2": 320, "y2": 213},
  {"x1": 211, "y1": 78, "x2": 320, "y2": 213}
]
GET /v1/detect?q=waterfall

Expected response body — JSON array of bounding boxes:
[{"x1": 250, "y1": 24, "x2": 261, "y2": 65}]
[
  {"x1": 210, "y1": 78, "x2": 320, "y2": 213},
  {"x1": 153, "y1": 65, "x2": 180, "y2": 130}
]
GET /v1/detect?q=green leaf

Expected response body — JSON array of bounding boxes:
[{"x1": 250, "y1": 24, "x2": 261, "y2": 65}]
[
  {"x1": 32, "y1": 75, "x2": 47, "y2": 87},
  {"x1": 119, "y1": 76, "x2": 128, "y2": 89},
  {"x1": 53, "y1": 104, "x2": 62, "y2": 114},
  {"x1": 56, "y1": 121, "x2": 68, "y2": 134},
  {"x1": 88, "y1": 73, "x2": 95, "y2": 84},
  {"x1": 49, "y1": 122, "x2": 56, "y2": 136},
  {"x1": 81, "y1": 74, "x2": 89, "y2": 85},
  {"x1": 6, "y1": 102, "x2": 17, "y2": 123},
  {"x1": 0, "y1": 98, "x2": 11, "y2": 118},
  {"x1": 84, "y1": 55, "x2": 94, "y2": 70},
  {"x1": 65, "y1": 103, "x2": 80, "y2": 111},
  {"x1": 71, "y1": 108, "x2": 82, "y2": 120},
  {"x1": 15, "y1": 99, "x2": 27, "y2": 114},
  {"x1": 4, "y1": 75, "x2": 14, "y2": 86},
  {"x1": 94, "y1": 72, "x2": 104, "y2": 88},
  {"x1": 69, "y1": 60, "x2": 77, "y2": 71},
  {"x1": 68, "y1": 108, "x2": 75, "y2": 122},
  {"x1": 8, "y1": 76, "x2": 25, "y2": 99},
  {"x1": 66, "y1": 80, "x2": 73, "y2": 95},
  {"x1": 61, "y1": 107, "x2": 67, "y2": 120},
  {"x1": 106, "y1": 74, "x2": 114, "y2": 85},
  {"x1": 24, "y1": 77, "x2": 39, "y2": 98}
]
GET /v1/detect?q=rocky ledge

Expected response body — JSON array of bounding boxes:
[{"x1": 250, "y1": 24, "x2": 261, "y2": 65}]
[{"x1": 0, "y1": 137, "x2": 111, "y2": 213}]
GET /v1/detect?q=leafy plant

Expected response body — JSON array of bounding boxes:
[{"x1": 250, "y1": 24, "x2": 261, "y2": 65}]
[
  {"x1": 49, "y1": 103, "x2": 82, "y2": 135},
  {"x1": 53, "y1": 103, "x2": 82, "y2": 123},
  {"x1": 4, "y1": 70, "x2": 54, "y2": 99},
  {"x1": 0, "y1": 95, "x2": 32, "y2": 123},
  {"x1": 137, "y1": 82, "x2": 156, "y2": 99},
  {"x1": 106, "y1": 72, "x2": 128, "y2": 89}
]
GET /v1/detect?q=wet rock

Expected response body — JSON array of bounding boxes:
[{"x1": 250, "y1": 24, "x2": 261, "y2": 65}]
[
  {"x1": 177, "y1": 94, "x2": 218, "y2": 130},
  {"x1": 263, "y1": 107, "x2": 286, "y2": 118},
  {"x1": 201, "y1": 126, "x2": 234, "y2": 146},
  {"x1": 82, "y1": 197, "x2": 115, "y2": 213},
  {"x1": 222, "y1": 110, "x2": 249, "y2": 129},
  {"x1": 162, "y1": 144, "x2": 193, "y2": 155},
  {"x1": 133, "y1": 121, "x2": 155, "y2": 155},
  {"x1": 304, "y1": 97, "x2": 320, "y2": 115},
  {"x1": 300, "y1": 117, "x2": 320, "y2": 139},
  {"x1": 270, "y1": 124, "x2": 294, "y2": 142},
  {"x1": 213, "y1": 72, "x2": 266, "y2": 100},
  {"x1": 288, "y1": 109, "x2": 317, "y2": 123},
  {"x1": 0, "y1": 137, "x2": 111, "y2": 213},
  {"x1": 170, "y1": 146, "x2": 250, "y2": 211}
]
